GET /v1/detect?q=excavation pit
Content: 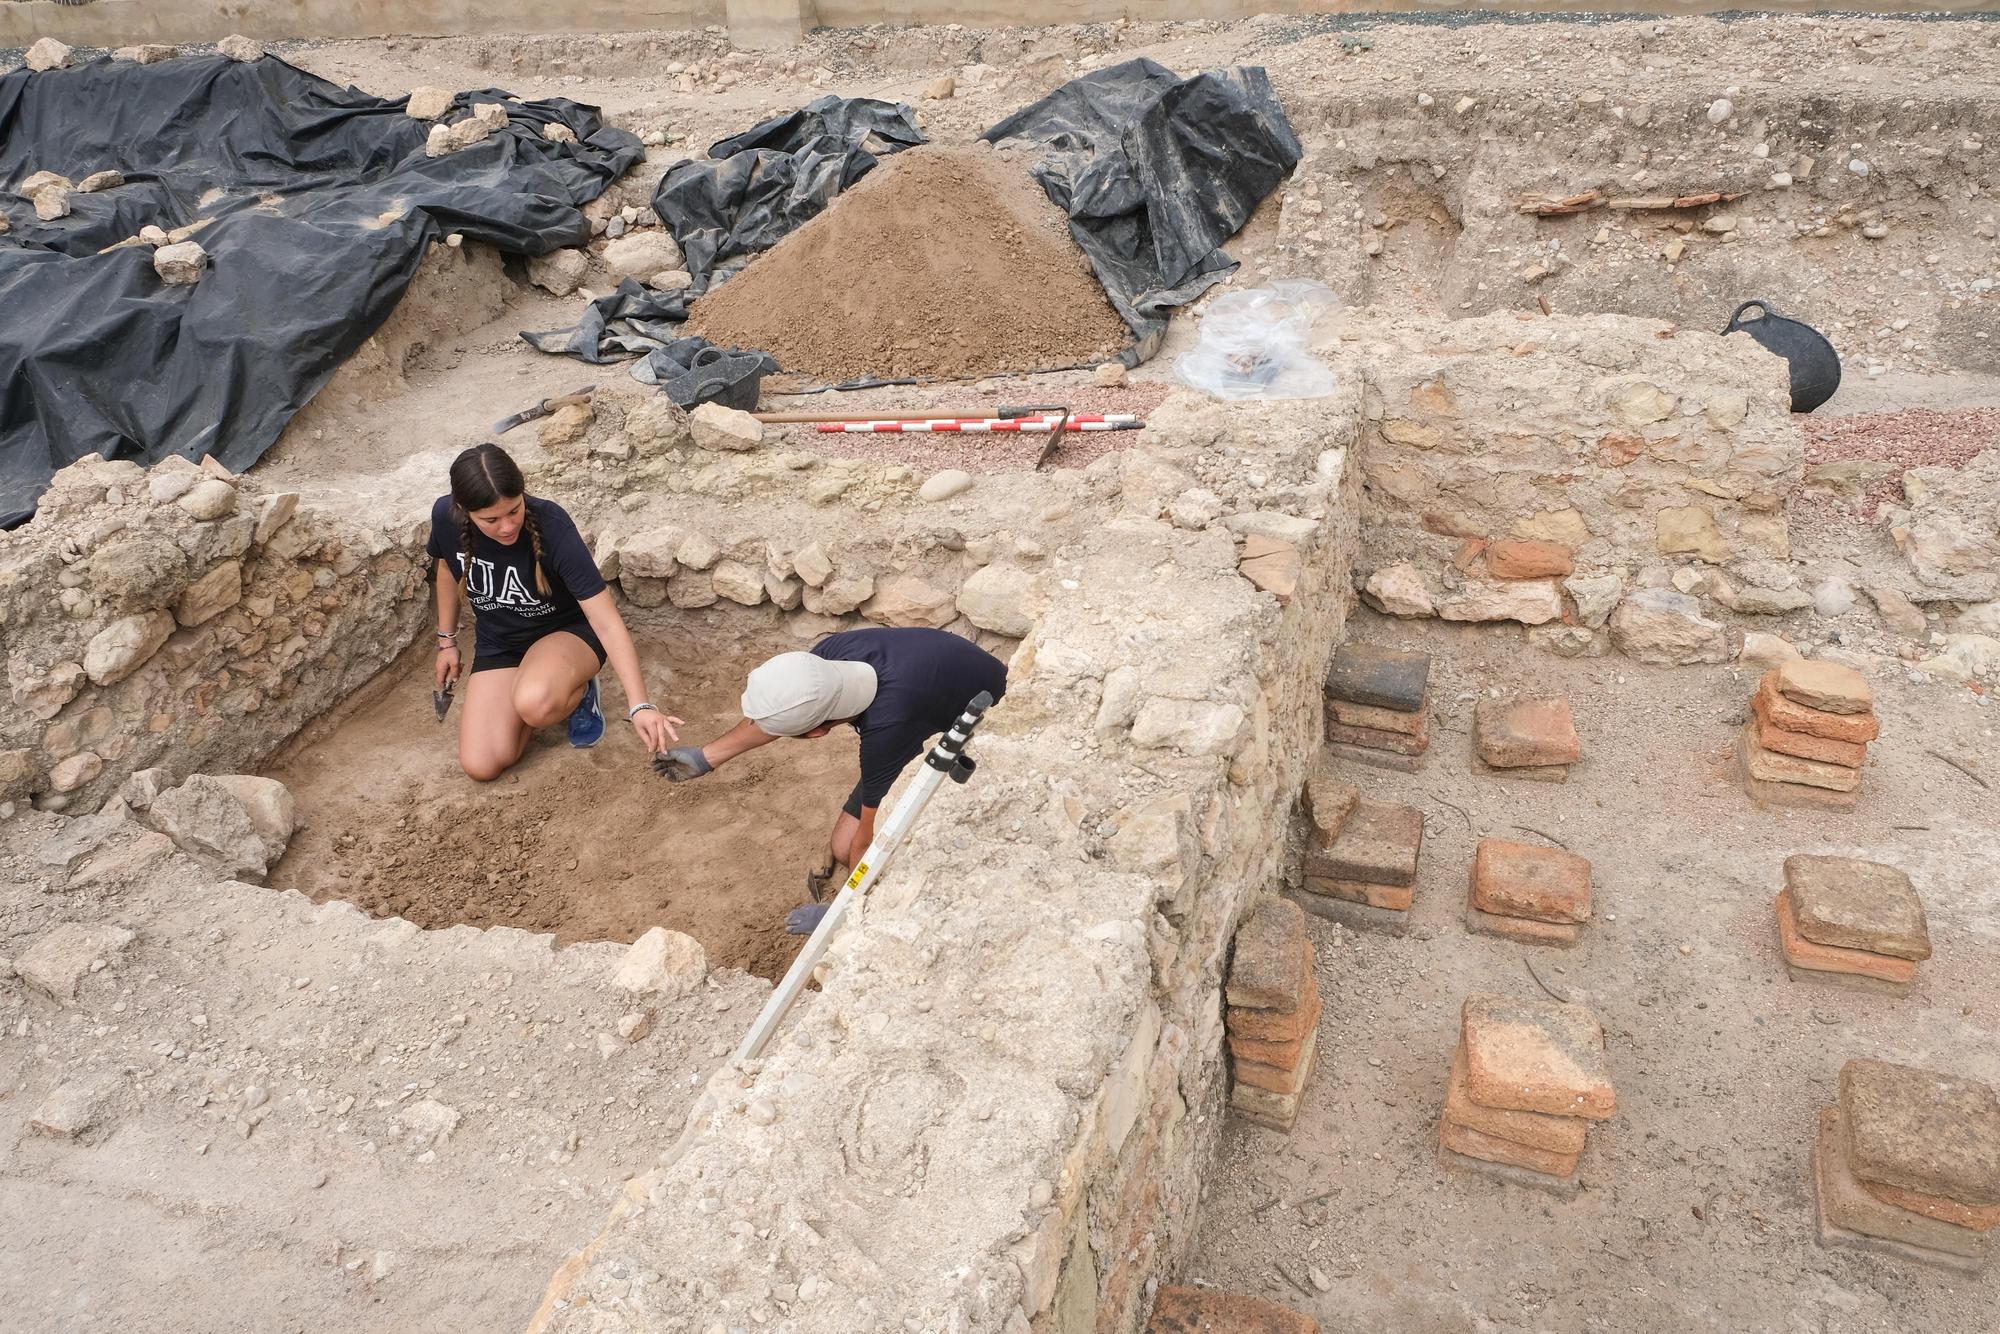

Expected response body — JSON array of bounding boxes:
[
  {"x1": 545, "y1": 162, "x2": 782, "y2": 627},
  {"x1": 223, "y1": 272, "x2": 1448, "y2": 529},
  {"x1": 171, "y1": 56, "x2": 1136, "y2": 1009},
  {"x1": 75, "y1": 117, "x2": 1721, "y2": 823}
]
[{"x1": 263, "y1": 621, "x2": 856, "y2": 981}]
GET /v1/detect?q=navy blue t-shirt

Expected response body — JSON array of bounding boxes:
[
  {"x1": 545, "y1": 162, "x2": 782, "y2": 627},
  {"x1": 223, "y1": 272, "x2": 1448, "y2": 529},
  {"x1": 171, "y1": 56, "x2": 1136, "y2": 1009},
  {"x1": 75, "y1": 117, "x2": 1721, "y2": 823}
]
[
  {"x1": 813, "y1": 627, "x2": 1007, "y2": 808},
  {"x1": 426, "y1": 495, "x2": 605, "y2": 658}
]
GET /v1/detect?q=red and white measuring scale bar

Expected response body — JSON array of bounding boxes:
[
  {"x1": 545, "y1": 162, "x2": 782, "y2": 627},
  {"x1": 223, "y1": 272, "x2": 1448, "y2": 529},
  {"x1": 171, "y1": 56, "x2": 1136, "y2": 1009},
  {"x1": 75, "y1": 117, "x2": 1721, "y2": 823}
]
[{"x1": 815, "y1": 414, "x2": 1142, "y2": 434}]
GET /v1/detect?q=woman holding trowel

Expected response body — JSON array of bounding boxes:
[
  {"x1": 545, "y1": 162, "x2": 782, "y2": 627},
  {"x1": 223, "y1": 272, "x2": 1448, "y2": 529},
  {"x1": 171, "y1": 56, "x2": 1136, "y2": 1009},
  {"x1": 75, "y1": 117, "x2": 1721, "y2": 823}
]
[{"x1": 429, "y1": 442, "x2": 680, "y2": 780}]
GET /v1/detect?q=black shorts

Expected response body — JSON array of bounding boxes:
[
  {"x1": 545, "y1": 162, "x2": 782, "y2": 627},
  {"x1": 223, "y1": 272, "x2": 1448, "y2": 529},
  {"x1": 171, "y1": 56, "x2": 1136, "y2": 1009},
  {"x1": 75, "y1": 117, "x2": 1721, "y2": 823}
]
[
  {"x1": 470, "y1": 621, "x2": 606, "y2": 674},
  {"x1": 842, "y1": 781, "x2": 868, "y2": 818}
]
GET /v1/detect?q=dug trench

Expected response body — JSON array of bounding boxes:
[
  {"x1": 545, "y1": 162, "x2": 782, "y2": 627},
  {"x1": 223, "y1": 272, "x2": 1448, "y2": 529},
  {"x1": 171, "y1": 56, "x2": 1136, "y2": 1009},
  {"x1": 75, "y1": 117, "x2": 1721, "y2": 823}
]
[{"x1": 262, "y1": 618, "x2": 856, "y2": 982}]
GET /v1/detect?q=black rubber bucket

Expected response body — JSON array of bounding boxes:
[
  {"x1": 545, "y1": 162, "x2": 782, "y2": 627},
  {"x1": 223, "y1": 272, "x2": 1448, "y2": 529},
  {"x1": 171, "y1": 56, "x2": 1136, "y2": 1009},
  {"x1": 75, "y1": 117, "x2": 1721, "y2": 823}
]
[{"x1": 1721, "y1": 299, "x2": 1842, "y2": 413}]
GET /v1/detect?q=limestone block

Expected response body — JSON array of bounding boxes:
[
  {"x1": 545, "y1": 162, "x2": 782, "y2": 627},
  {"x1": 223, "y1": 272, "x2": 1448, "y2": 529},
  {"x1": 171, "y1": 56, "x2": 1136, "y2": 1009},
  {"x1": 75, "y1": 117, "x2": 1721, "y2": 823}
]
[
  {"x1": 863, "y1": 575, "x2": 955, "y2": 629},
  {"x1": 17, "y1": 924, "x2": 134, "y2": 1004},
  {"x1": 617, "y1": 529, "x2": 679, "y2": 580},
  {"x1": 1437, "y1": 579, "x2": 1562, "y2": 625},
  {"x1": 710, "y1": 560, "x2": 766, "y2": 606},
  {"x1": 666, "y1": 570, "x2": 717, "y2": 609},
  {"x1": 176, "y1": 477, "x2": 236, "y2": 519},
  {"x1": 26, "y1": 39, "x2": 74, "y2": 71},
  {"x1": 1656, "y1": 505, "x2": 1730, "y2": 563},
  {"x1": 800, "y1": 574, "x2": 872, "y2": 616},
  {"x1": 217, "y1": 34, "x2": 265, "y2": 61},
  {"x1": 175, "y1": 560, "x2": 243, "y2": 626},
  {"x1": 602, "y1": 232, "x2": 684, "y2": 283},
  {"x1": 1131, "y1": 698, "x2": 1249, "y2": 757},
  {"x1": 613, "y1": 927, "x2": 706, "y2": 997},
  {"x1": 48, "y1": 752, "x2": 103, "y2": 793},
  {"x1": 792, "y1": 543, "x2": 833, "y2": 587},
  {"x1": 957, "y1": 564, "x2": 1040, "y2": 638},
  {"x1": 83, "y1": 610, "x2": 176, "y2": 685},
  {"x1": 146, "y1": 773, "x2": 282, "y2": 880},
  {"x1": 1608, "y1": 589, "x2": 1732, "y2": 665},
  {"x1": 153, "y1": 241, "x2": 210, "y2": 286},
  {"x1": 527, "y1": 248, "x2": 588, "y2": 297},
  {"x1": 406, "y1": 86, "x2": 454, "y2": 120},
  {"x1": 1361, "y1": 563, "x2": 1433, "y2": 617}
]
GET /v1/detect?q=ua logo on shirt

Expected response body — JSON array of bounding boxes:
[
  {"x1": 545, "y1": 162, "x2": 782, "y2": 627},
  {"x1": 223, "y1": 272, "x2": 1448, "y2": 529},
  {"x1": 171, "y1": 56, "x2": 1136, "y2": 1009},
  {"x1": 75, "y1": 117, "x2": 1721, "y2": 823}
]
[{"x1": 460, "y1": 555, "x2": 550, "y2": 613}]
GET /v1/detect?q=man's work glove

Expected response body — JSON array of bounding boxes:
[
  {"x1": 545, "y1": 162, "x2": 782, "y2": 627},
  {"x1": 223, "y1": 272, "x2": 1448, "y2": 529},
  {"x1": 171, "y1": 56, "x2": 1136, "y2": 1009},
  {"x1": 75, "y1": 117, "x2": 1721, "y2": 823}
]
[
  {"x1": 785, "y1": 902, "x2": 831, "y2": 936},
  {"x1": 652, "y1": 746, "x2": 713, "y2": 783}
]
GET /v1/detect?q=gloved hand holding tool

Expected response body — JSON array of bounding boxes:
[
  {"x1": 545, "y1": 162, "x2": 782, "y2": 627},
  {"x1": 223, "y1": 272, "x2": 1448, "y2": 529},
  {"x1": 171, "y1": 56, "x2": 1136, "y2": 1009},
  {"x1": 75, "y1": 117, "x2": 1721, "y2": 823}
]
[{"x1": 652, "y1": 745, "x2": 713, "y2": 783}]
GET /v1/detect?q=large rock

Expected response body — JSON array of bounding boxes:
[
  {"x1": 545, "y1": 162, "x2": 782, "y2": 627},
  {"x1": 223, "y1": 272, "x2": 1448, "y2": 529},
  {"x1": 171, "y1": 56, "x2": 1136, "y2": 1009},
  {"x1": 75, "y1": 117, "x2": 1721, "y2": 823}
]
[
  {"x1": 526, "y1": 248, "x2": 588, "y2": 296},
  {"x1": 26, "y1": 38, "x2": 74, "y2": 72},
  {"x1": 217, "y1": 34, "x2": 265, "y2": 61},
  {"x1": 1437, "y1": 579, "x2": 1562, "y2": 625},
  {"x1": 83, "y1": 610, "x2": 176, "y2": 686},
  {"x1": 601, "y1": 232, "x2": 684, "y2": 284},
  {"x1": 617, "y1": 528, "x2": 679, "y2": 580},
  {"x1": 406, "y1": 86, "x2": 455, "y2": 120},
  {"x1": 1361, "y1": 563, "x2": 1434, "y2": 617},
  {"x1": 1563, "y1": 573, "x2": 1623, "y2": 628},
  {"x1": 1655, "y1": 505, "x2": 1730, "y2": 563},
  {"x1": 1131, "y1": 699, "x2": 1249, "y2": 757},
  {"x1": 800, "y1": 574, "x2": 873, "y2": 616},
  {"x1": 689, "y1": 403, "x2": 762, "y2": 452},
  {"x1": 115, "y1": 45, "x2": 179, "y2": 65},
  {"x1": 1893, "y1": 448, "x2": 2000, "y2": 599},
  {"x1": 175, "y1": 560, "x2": 243, "y2": 626},
  {"x1": 956, "y1": 564, "x2": 1039, "y2": 637},
  {"x1": 612, "y1": 927, "x2": 706, "y2": 997},
  {"x1": 1608, "y1": 589, "x2": 1733, "y2": 664},
  {"x1": 863, "y1": 576, "x2": 956, "y2": 629},
  {"x1": 33, "y1": 184, "x2": 70, "y2": 221},
  {"x1": 145, "y1": 774, "x2": 292, "y2": 881},
  {"x1": 17, "y1": 924, "x2": 134, "y2": 1004},
  {"x1": 153, "y1": 241, "x2": 209, "y2": 285},
  {"x1": 709, "y1": 560, "x2": 766, "y2": 606}
]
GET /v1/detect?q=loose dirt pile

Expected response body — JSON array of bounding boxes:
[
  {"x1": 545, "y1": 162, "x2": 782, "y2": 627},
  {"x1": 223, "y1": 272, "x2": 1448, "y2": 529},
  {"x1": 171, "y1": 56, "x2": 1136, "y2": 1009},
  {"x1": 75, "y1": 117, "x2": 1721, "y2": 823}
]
[{"x1": 684, "y1": 145, "x2": 1131, "y2": 382}]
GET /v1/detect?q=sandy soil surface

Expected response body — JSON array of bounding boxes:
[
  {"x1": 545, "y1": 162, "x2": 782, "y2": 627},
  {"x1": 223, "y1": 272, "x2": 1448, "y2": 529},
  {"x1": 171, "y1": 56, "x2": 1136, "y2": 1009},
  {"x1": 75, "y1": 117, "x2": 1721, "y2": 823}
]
[
  {"x1": 265, "y1": 623, "x2": 858, "y2": 981},
  {"x1": 1189, "y1": 610, "x2": 1998, "y2": 1332}
]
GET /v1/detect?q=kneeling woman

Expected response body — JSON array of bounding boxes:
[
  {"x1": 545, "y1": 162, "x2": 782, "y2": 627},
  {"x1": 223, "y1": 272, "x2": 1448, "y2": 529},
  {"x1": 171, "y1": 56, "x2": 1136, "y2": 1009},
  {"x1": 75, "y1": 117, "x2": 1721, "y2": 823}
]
[{"x1": 430, "y1": 443, "x2": 680, "y2": 780}]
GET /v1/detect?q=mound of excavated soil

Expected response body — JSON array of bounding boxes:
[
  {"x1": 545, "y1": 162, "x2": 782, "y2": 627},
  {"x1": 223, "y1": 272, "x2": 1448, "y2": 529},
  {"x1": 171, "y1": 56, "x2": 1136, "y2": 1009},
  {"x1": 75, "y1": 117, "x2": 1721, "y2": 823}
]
[{"x1": 684, "y1": 146, "x2": 1131, "y2": 382}]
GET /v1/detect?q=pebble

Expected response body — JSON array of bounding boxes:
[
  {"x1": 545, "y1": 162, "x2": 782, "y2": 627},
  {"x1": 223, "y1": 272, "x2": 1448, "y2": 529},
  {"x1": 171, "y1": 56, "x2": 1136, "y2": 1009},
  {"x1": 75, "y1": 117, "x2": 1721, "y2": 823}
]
[
  {"x1": 918, "y1": 470, "x2": 974, "y2": 502},
  {"x1": 1310, "y1": 1266, "x2": 1333, "y2": 1292},
  {"x1": 1706, "y1": 97, "x2": 1732, "y2": 124},
  {"x1": 746, "y1": 1099, "x2": 777, "y2": 1126},
  {"x1": 243, "y1": 1085, "x2": 268, "y2": 1109},
  {"x1": 1028, "y1": 1180, "x2": 1053, "y2": 1208},
  {"x1": 1848, "y1": 159, "x2": 1871, "y2": 176}
]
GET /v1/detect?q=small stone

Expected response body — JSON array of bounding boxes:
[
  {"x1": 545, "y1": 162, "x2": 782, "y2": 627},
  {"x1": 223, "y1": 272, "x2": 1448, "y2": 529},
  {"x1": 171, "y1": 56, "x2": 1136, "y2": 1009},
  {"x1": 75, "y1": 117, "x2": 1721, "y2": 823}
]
[
  {"x1": 689, "y1": 403, "x2": 763, "y2": 452},
  {"x1": 1707, "y1": 97, "x2": 1732, "y2": 124},
  {"x1": 242, "y1": 1084, "x2": 268, "y2": 1110},
  {"x1": 153, "y1": 241, "x2": 210, "y2": 285},
  {"x1": 1436, "y1": 579, "x2": 1563, "y2": 625},
  {"x1": 26, "y1": 38, "x2": 74, "y2": 72},
  {"x1": 84, "y1": 610, "x2": 177, "y2": 686},
  {"x1": 918, "y1": 470, "x2": 974, "y2": 502},
  {"x1": 76, "y1": 171, "x2": 125, "y2": 194},
  {"x1": 648, "y1": 269, "x2": 692, "y2": 291},
  {"x1": 924, "y1": 76, "x2": 956, "y2": 100},
  {"x1": 956, "y1": 564, "x2": 1039, "y2": 638},
  {"x1": 602, "y1": 231, "x2": 684, "y2": 283},
  {"x1": 29, "y1": 1083, "x2": 98, "y2": 1138},
  {"x1": 177, "y1": 476, "x2": 237, "y2": 520},
  {"x1": 398, "y1": 1098, "x2": 462, "y2": 1147},
  {"x1": 406, "y1": 86, "x2": 454, "y2": 120},
  {"x1": 746, "y1": 1099, "x2": 778, "y2": 1126},
  {"x1": 116, "y1": 44, "x2": 179, "y2": 65},
  {"x1": 47, "y1": 752, "x2": 103, "y2": 794},
  {"x1": 616, "y1": 1012, "x2": 651, "y2": 1041},
  {"x1": 1092, "y1": 362, "x2": 1127, "y2": 387},
  {"x1": 1609, "y1": 589, "x2": 1732, "y2": 665},
  {"x1": 217, "y1": 34, "x2": 265, "y2": 62},
  {"x1": 1861, "y1": 221, "x2": 1889, "y2": 240},
  {"x1": 33, "y1": 184, "x2": 70, "y2": 221},
  {"x1": 542, "y1": 122, "x2": 579, "y2": 144},
  {"x1": 1361, "y1": 563, "x2": 1434, "y2": 617},
  {"x1": 1770, "y1": 172, "x2": 1793, "y2": 188},
  {"x1": 1848, "y1": 159, "x2": 1871, "y2": 177},
  {"x1": 1740, "y1": 631, "x2": 1803, "y2": 668}
]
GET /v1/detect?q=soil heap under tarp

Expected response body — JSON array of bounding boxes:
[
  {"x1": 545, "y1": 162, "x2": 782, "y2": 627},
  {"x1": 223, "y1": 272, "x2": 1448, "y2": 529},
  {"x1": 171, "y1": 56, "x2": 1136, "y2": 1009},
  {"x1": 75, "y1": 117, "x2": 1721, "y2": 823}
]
[{"x1": 684, "y1": 146, "x2": 1131, "y2": 383}]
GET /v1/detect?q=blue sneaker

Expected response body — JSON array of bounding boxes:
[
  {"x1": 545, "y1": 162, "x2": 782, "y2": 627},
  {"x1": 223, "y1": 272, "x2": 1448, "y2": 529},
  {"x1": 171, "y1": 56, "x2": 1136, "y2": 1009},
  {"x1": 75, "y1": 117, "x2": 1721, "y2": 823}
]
[{"x1": 568, "y1": 677, "x2": 604, "y2": 748}]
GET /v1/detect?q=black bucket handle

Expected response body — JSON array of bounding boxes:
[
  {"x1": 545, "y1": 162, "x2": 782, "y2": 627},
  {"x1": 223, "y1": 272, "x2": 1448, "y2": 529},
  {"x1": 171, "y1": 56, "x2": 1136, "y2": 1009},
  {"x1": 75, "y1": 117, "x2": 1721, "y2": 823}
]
[{"x1": 1724, "y1": 299, "x2": 1776, "y2": 332}]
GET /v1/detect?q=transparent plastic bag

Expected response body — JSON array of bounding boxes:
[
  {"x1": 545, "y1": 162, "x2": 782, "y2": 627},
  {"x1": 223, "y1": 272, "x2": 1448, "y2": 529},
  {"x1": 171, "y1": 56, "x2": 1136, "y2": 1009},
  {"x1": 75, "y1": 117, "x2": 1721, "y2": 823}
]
[{"x1": 1173, "y1": 279, "x2": 1340, "y2": 401}]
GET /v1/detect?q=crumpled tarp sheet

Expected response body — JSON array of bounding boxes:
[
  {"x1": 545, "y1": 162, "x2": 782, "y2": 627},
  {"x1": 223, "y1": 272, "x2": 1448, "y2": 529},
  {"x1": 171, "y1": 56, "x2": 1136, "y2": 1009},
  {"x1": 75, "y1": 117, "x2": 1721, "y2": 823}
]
[
  {"x1": 0, "y1": 52, "x2": 639, "y2": 527},
  {"x1": 523, "y1": 95, "x2": 924, "y2": 369},
  {"x1": 981, "y1": 58, "x2": 1302, "y2": 363}
]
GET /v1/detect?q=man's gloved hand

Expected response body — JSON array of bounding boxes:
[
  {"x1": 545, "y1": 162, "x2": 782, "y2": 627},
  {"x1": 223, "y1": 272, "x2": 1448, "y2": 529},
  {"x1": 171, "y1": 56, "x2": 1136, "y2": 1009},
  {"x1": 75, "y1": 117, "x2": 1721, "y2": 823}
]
[
  {"x1": 805, "y1": 854, "x2": 838, "y2": 903},
  {"x1": 652, "y1": 745, "x2": 713, "y2": 783},
  {"x1": 785, "y1": 902, "x2": 831, "y2": 936}
]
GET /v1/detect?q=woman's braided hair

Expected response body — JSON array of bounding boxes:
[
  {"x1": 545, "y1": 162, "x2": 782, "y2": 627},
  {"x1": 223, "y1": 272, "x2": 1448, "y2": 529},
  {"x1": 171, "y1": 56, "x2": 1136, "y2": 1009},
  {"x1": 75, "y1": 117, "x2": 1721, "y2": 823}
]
[{"x1": 447, "y1": 442, "x2": 550, "y2": 597}]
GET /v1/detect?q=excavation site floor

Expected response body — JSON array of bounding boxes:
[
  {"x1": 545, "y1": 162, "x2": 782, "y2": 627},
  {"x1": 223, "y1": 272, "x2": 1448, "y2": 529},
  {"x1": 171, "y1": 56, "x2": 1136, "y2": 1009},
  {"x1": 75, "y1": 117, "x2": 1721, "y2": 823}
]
[{"x1": 266, "y1": 624, "x2": 857, "y2": 981}]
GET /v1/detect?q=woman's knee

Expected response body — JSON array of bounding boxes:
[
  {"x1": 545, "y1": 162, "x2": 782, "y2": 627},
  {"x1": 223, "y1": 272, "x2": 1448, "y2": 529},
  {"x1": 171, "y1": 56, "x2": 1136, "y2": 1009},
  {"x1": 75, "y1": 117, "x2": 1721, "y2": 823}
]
[
  {"x1": 459, "y1": 746, "x2": 511, "y2": 782},
  {"x1": 512, "y1": 678, "x2": 569, "y2": 728}
]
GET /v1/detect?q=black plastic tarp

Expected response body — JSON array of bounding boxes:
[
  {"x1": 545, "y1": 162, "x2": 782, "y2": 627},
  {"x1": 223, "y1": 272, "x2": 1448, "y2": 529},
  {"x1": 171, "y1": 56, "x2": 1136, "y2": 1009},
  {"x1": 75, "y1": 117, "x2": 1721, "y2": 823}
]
[
  {"x1": 0, "y1": 52, "x2": 639, "y2": 527},
  {"x1": 982, "y1": 59, "x2": 1302, "y2": 362},
  {"x1": 523, "y1": 96, "x2": 924, "y2": 367}
]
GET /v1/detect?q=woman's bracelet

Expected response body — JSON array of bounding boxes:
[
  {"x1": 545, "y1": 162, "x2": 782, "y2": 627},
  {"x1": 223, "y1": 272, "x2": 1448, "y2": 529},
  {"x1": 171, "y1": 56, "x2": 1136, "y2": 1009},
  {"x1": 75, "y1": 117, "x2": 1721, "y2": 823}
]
[
  {"x1": 436, "y1": 630, "x2": 457, "y2": 653},
  {"x1": 628, "y1": 702, "x2": 658, "y2": 721}
]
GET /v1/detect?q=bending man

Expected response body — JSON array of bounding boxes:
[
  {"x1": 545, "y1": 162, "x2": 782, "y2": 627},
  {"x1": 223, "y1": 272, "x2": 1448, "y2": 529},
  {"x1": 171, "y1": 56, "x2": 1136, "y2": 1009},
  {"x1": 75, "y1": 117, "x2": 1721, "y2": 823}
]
[{"x1": 659, "y1": 626, "x2": 1007, "y2": 930}]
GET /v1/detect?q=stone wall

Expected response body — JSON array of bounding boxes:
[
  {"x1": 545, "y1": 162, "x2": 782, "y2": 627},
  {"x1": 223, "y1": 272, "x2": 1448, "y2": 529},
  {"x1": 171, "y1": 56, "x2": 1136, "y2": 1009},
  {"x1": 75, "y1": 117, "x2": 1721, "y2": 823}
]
[
  {"x1": 522, "y1": 385, "x2": 1362, "y2": 1332},
  {"x1": 0, "y1": 454, "x2": 428, "y2": 815}
]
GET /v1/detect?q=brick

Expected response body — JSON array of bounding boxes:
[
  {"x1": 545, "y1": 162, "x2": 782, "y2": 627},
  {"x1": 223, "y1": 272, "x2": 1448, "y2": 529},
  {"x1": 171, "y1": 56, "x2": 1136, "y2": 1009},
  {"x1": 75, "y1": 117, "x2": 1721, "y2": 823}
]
[
  {"x1": 1466, "y1": 902, "x2": 1581, "y2": 947},
  {"x1": 1740, "y1": 727, "x2": 1860, "y2": 791},
  {"x1": 1460, "y1": 993, "x2": 1615, "y2": 1120},
  {"x1": 1231, "y1": 1038, "x2": 1316, "y2": 1131},
  {"x1": 1440, "y1": 1118, "x2": 1581, "y2": 1178},
  {"x1": 1814, "y1": 1106, "x2": 1989, "y2": 1260},
  {"x1": 1738, "y1": 735, "x2": 1859, "y2": 811},
  {"x1": 1784, "y1": 856, "x2": 1930, "y2": 961},
  {"x1": 1862, "y1": 1181, "x2": 2000, "y2": 1232},
  {"x1": 1471, "y1": 838, "x2": 1592, "y2": 923},
  {"x1": 1326, "y1": 642, "x2": 1430, "y2": 712},
  {"x1": 1484, "y1": 539, "x2": 1575, "y2": 580},
  {"x1": 1751, "y1": 711, "x2": 1869, "y2": 767},
  {"x1": 1444, "y1": 1042, "x2": 1589, "y2": 1154},
  {"x1": 1475, "y1": 759, "x2": 1569, "y2": 784},
  {"x1": 1303, "y1": 875, "x2": 1414, "y2": 912},
  {"x1": 1227, "y1": 961, "x2": 1320, "y2": 1042},
  {"x1": 1147, "y1": 1286, "x2": 1321, "y2": 1334},
  {"x1": 1841, "y1": 1059, "x2": 2000, "y2": 1208},
  {"x1": 1230, "y1": 989, "x2": 1323, "y2": 1067},
  {"x1": 1326, "y1": 718, "x2": 1430, "y2": 756},
  {"x1": 1329, "y1": 696, "x2": 1427, "y2": 736},
  {"x1": 1775, "y1": 890, "x2": 1916, "y2": 984},
  {"x1": 1326, "y1": 741, "x2": 1425, "y2": 774},
  {"x1": 1225, "y1": 898, "x2": 1309, "y2": 1011},
  {"x1": 1438, "y1": 1140, "x2": 1581, "y2": 1198},
  {"x1": 1752, "y1": 673, "x2": 1880, "y2": 743},
  {"x1": 1282, "y1": 887, "x2": 1411, "y2": 938},
  {"x1": 1305, "y1": 799, "x2": 1422, "y2": 887},
  {"x1": 1235, "y1": 1030, "x2": 1318, "y2": 1094},
  {"x1": 1776, "y1": 658, "x2": 1873, "y2": 715},
  {"x1": 1303, "y1": 765, "x2": 1358, "y2": 838},
  {"x1": 1472, "y1": 696, "x2": 1582, "y2": 769}
]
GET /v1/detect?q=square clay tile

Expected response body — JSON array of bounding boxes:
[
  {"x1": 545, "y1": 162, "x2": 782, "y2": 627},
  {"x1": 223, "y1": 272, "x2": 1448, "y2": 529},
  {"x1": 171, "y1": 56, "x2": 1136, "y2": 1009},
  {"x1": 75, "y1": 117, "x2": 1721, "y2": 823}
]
[
  {"x1": 1783, "y1": 856, "x2": 1930, "y2": 960},
  {"x1": 1776, "y1": 658, "x2": 1873, "y2": 715},
  {"x1": 1325, "y1": 643, "x2": 1430, "y2": 713},
  {"x1": 1775, "y1": 890, "x2": 1916, "y2": 985},
  {"x1": 1225, "y1": 897, "x2": 1309, "y2": 1011},
  {"x1": 1752, "y1": 673, "x2": 1879, "y2": 743},
  {"x1": 1472, "y1": 696, "x2": 1582, "y2": 769},
  {"x1": 1471, "y1": 838, "x2": 1592, "y2": 923},
  {"x1": 1460, "y1": 992, "x2": 1615, "y2": 1120},
  {"x1": 1815, "y1": 1105, "x2": 1990, "y2": 1260},
  {"x1": 1306, "y1": 799, "x2": 1422, "y2": 887},
  {"x1": 1840, "y1": 1059, "x2": 2000, "y2": 1209}
]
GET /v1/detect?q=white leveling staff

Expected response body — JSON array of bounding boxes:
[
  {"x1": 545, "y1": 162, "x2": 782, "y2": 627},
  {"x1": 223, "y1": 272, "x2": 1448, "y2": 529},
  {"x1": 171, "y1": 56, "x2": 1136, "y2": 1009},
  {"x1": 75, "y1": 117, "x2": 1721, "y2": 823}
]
[{"x1": 734, "y1": 689, "x2": 993, "y2": 1062}]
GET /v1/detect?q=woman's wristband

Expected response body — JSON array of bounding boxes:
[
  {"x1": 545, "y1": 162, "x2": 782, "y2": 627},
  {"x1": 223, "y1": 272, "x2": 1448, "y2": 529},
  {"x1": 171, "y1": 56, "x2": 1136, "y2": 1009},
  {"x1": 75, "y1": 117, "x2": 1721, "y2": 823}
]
[{"x1": 628, "y1": 702, "x2": 658, "y2": 721}]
